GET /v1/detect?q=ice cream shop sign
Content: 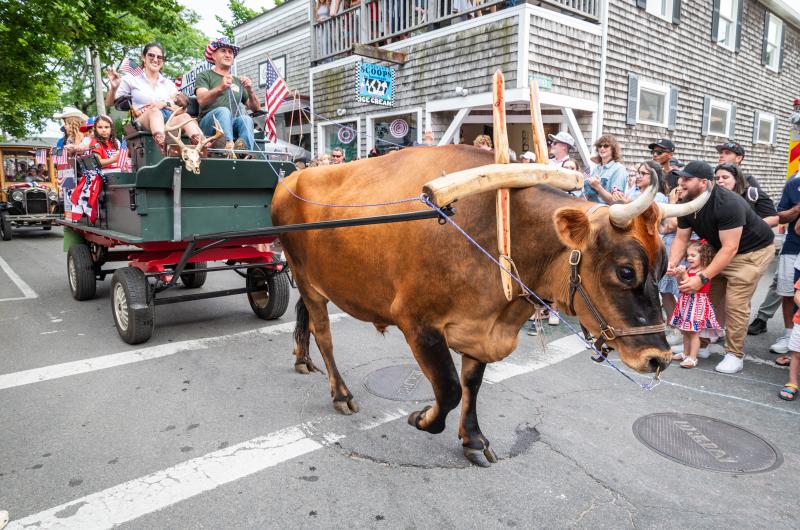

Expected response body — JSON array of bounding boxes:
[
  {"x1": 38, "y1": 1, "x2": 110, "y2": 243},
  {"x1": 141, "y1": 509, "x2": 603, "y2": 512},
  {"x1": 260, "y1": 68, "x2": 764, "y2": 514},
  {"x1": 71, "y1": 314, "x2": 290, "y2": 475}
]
[{"x1": 355, "y1": 62, "x2": 395, "y2": 107}]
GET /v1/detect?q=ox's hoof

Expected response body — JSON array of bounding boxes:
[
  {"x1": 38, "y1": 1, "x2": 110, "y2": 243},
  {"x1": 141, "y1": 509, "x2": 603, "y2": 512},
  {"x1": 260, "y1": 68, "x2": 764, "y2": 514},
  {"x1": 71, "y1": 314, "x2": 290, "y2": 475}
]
[
  {"x1": 407, "y1": 405, "x2": 432, "y2": 430},
  {"x1": 333, "y1": 399, "x2": 359, "y2": 415},
  {"x1": 463, "y1": 445, "x2": 498, "y2": 468},
  {"x1": 294, "y1": 356, "x2": 323, "y2": 375}
]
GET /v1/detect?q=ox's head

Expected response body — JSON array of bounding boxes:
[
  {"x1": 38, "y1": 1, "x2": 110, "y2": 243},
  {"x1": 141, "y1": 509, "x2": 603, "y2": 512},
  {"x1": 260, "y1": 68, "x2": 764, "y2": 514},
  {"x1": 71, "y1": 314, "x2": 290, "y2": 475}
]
[{"x1": 552, "y1": 185, "x2": 709, "y2": 373}]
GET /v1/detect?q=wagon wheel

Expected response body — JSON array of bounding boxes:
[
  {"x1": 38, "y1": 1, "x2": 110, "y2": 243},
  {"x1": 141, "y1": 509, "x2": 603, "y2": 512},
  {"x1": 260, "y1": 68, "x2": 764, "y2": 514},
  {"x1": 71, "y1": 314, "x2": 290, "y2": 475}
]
[
  {"x1": 111, "y1": 267, "x2": 154, "y2": 344},
  {"x1": 247, "y1": 267, "x2": 290, "y2": 320},
  {"x1": 180, "y1": 261, "x2": 208, "y2": 288},
  {"x1": 42, "y1": 223, "x2": 52, "y2": 231},
  {"x1": 0, "y1": 212, "x2": 12, "y2": 241},
  {"x1": 67, "y1": 243, "x2": 97, "y2": 300}
]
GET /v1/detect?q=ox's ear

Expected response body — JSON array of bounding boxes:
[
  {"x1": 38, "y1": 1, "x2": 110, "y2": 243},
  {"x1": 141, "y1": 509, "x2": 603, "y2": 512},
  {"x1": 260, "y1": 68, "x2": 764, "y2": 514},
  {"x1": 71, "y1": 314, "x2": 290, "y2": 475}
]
[
  {"x1": 553, "y1": 207, "x2": 592, "y2": 249},
  {"x1": 633, "y1": 203, "x2": 661, "y2": 237}
]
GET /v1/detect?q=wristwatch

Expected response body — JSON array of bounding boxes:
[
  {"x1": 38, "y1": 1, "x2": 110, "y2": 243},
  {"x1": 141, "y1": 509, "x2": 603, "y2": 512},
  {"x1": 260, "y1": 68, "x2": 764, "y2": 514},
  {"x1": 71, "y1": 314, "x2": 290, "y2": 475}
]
[{"x1": 698, "y1": 273, "x2": 710, "y2": 286}]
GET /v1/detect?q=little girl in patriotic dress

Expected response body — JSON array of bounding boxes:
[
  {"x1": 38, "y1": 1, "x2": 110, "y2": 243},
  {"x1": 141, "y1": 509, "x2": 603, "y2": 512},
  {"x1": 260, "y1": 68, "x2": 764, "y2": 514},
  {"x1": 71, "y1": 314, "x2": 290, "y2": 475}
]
[{"x1": 670, "y1": 239, "x2": 721, "y2": 368}]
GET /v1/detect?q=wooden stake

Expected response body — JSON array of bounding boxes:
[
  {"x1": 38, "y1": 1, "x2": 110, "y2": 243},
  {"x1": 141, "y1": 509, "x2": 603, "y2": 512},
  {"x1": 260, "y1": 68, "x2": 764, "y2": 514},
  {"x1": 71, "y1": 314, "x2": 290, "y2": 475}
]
[
  {"x1": 493, "y1": 71, "x2": 513, "y2": 302},
  {"x1": 529, "y1": 82, "x2": 549, "y2": 164}
]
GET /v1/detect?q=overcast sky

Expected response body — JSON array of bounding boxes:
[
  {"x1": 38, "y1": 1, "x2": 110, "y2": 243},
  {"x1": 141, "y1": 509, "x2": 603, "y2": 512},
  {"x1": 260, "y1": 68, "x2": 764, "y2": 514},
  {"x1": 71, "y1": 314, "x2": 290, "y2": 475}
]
[{"x1": 181, "y1": 0, "x2": 276, "y2": 38}]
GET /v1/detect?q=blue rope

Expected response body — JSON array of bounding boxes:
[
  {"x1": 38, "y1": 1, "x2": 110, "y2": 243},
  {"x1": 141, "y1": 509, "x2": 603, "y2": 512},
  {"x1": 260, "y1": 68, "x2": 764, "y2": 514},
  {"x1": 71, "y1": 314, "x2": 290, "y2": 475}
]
[{"x1": 419, "y1": 195, "x2": 661, "y2": 391}]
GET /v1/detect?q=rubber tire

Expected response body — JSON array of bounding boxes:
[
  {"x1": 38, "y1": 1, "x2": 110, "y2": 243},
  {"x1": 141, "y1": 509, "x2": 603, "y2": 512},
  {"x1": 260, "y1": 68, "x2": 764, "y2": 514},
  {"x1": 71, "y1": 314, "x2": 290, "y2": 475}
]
[
  {"x1": 42, "y1": 224, "x2": 52, "y2": 231},
  {"x1": 247, "y1": 268, "x2": 290, "y2": 320},
  {"x1": 0, "y1": 212, "x2": 11, "y2": 241},
  {"x1": 111, "y1": 267, "x2": 154, "y2": 345},
  {"x1": 180, "y1": 261, "x2": 208, "y2": 288},
  {"x1": 67, "y1": 244, "x2": 97, "y2": 300}
]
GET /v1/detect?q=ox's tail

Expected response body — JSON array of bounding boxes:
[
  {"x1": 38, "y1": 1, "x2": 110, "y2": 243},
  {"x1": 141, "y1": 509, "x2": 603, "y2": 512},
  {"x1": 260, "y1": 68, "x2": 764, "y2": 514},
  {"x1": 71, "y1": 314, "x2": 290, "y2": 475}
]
[{"x1": 293, "y1": 297, "x2": 321, "y2": 374}]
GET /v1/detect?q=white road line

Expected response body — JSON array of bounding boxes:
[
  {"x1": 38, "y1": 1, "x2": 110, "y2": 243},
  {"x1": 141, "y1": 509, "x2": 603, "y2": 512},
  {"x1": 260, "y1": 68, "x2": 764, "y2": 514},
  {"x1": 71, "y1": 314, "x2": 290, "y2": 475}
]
[
  {"x1": 0, "y1": 255, "x2": 38, "y2": 301},
  {"x1": 0, "y1": 314, "x2": 350, "y2": 391},
  {"x1": 6, "y1": 334, "x2": 587, "y2": 529}
]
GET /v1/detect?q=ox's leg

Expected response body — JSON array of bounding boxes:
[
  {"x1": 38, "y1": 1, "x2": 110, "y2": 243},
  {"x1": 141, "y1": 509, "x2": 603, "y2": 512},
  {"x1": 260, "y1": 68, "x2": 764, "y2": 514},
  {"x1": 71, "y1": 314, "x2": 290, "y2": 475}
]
[
  {"x1": 458, "y1": 355, "x2": 498, "y2": 467},
  {"x1": 302, "y1": 292, "x2": 359, "y2": 415},
  {"x1": 403, "y1": 325, "x2": 461, "y2": 435},
  {"x1": 292, "y1": 297, "x2": 323, "y2": 375}
]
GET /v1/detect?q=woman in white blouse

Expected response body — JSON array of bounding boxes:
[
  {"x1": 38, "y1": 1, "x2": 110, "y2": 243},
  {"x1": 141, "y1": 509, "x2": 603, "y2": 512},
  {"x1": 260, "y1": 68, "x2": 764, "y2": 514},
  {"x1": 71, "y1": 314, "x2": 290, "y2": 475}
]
[{"x1": 105, "y1": 43, "x2": 202, "y2": 152}]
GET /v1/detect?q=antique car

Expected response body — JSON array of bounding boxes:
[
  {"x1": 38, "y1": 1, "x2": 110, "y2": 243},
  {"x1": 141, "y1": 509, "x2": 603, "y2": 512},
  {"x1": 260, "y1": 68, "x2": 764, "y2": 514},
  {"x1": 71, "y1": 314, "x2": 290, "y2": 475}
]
[{"x1": 0, "y1": 139, "x2": 62, "y2": 240}]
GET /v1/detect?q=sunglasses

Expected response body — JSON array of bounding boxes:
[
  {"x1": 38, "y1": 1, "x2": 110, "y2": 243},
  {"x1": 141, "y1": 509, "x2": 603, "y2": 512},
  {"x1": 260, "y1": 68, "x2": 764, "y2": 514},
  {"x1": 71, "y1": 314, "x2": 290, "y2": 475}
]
[
  {"x1": 597, "y1": 143, "x2": 610, "y2": 149},
  {"x1": 651, "y1": 150, "x2": 668, "y2": 156},
  {"x1": 146, "y1": 52, "x2": 164, "y2": 61},
  {"x1": 331, "y1": 154, "x2": 343, "y2": 158}
]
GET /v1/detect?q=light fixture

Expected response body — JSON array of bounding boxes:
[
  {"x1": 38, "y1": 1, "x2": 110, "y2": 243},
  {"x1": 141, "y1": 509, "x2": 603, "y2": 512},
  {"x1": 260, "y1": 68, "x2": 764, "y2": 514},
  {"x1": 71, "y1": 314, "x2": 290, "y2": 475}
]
[
  {"x1": 336, "y1": 108, "x2": 346, "y2": 116},
  {"x1": 454, "y1": 87, "x2": 469, "y2": 96}
]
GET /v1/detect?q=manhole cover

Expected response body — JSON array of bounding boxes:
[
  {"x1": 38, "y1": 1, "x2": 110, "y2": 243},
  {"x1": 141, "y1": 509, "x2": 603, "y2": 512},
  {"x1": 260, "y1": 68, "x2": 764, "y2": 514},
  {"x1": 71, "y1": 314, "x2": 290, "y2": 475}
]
[
  {"x1": 363, "y1": 364, "x2": 434, "y2": 402},
  {"x1": 633, "y1": 413, "x2": 782, "y2": 474}
]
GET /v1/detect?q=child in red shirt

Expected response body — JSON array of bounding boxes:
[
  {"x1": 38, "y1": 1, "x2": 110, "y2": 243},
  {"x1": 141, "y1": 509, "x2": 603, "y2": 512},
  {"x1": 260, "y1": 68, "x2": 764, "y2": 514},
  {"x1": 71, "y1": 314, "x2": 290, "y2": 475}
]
[{"x1": 90, "y1": 115, "x2": 121, "y2": 173}]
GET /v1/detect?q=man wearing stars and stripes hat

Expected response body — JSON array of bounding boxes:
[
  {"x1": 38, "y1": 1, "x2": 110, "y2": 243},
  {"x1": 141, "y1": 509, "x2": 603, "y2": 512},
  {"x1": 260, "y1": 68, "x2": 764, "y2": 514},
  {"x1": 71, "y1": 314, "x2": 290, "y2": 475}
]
[{"x1": 195, "y1": 37, "x2": 261, "y2": 154}]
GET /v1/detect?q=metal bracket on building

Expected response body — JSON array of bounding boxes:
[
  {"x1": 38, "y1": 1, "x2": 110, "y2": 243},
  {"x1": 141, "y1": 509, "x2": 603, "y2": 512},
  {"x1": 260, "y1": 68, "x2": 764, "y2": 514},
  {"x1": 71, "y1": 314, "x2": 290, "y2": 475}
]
[
  {"x1": 352, "y1": 43, "x2": 407, "y2": 65},
  {"x1": 172, "y1": 165, "x2": 182, "y2": 242}
]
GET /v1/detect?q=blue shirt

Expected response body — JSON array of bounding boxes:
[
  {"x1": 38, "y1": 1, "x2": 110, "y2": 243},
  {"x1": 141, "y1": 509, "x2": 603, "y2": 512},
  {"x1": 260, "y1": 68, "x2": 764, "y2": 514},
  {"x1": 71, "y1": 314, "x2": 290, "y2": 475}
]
[
  {"x1": 583, "y1": 160, "x2": 628, "y2": 204},
  {"x1": 778, "y1": 175, "x2": 800, "y2": 255}
]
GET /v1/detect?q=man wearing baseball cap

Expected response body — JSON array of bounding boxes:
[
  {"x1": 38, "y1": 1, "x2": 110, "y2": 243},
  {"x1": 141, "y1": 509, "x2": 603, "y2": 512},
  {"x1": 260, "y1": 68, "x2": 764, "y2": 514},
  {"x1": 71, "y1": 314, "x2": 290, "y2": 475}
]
[
  {"x1": 715, "y1": 141, "x2": 760, "y2": 187},
  {"x1": 648, "y1": 138, "x2": 675, "y2": 177},
  {"x1": 668, "y1": 161, "x2": 774, "y2": 374},
  {"x1": 195, "y1": 37, "x2": 261, "y2": 154},
  {"x1": 547, "y1": 131, "x2": 575, "y2": 166}
]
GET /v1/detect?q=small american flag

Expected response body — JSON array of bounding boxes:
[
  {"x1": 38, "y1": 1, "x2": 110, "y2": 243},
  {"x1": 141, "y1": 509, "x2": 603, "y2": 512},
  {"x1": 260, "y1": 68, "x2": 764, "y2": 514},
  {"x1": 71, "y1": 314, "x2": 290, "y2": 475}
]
[
  {"x1": 53, "y1": 147, "x2": 68, "y2": 166},
  {"x1": 117, "y1": 138, "x2": 129, "y2": 171},
  {"x1": 120, "y1": 58, "x2": 143, "y2": 77},
  {"x1": 263, "y1": 58, "x2": 289, "y2": 142},
  {"x1": 35, "y1": 148, "x2": 48, "y2": 165}
]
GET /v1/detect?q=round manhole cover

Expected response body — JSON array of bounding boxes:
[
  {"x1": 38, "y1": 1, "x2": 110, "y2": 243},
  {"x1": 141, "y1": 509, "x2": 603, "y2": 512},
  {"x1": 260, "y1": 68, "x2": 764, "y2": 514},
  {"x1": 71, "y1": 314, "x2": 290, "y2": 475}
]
[
  {"x1": 633, "y1": 413, "x2": 782, "y2": 474},
  {"x1": 363, "y1": 364, "x2": 434, "y2": 402}
]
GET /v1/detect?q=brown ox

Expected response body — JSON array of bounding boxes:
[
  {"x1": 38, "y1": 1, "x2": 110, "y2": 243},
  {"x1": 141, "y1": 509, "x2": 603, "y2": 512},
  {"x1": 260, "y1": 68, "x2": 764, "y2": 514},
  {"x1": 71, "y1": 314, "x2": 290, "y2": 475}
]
[{"x1": 272, "y1": 144, "x2": 698, "y2": 466}]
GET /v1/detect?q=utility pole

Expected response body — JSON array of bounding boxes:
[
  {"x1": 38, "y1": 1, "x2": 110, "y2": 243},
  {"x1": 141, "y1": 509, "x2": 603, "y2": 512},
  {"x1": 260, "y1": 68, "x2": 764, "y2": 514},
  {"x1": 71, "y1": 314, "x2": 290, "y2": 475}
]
[{"x1": 87, "y1": 48, "x2": 106, "y2": 115}]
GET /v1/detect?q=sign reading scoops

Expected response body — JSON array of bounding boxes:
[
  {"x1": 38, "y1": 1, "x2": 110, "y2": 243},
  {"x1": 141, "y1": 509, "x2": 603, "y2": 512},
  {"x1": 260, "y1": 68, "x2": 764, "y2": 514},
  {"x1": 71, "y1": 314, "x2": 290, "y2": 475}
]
[{"x1": 355, "y1": 62, "x2": 395, "y2": 107}]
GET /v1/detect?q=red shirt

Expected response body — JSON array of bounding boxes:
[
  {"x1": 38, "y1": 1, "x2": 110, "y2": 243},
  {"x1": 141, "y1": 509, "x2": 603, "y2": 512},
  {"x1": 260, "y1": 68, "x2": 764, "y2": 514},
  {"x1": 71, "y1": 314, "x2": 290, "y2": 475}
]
[{"x1": 91, "y1": 138, "x2": 120, "y2": 171}]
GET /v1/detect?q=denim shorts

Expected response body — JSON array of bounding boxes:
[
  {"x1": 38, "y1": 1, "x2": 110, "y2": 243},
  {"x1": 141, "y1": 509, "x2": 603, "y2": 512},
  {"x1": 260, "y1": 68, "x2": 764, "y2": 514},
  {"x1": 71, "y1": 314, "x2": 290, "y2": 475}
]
[{"x1": 160, "y1": 108, "x2": 172, "y2": 120}]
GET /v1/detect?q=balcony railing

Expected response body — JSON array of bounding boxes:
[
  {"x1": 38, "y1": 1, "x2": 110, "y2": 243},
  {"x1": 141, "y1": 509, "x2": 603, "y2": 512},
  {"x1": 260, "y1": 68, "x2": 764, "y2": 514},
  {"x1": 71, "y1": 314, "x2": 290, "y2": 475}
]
[{"x1": 311, "y1": 0, "x2": 601, "y2": 63}]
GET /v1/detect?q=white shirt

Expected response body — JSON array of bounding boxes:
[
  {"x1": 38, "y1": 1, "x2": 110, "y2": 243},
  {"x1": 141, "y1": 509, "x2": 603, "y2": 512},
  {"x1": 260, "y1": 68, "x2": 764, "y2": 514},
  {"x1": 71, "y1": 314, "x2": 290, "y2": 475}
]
[
  {"x1": 117, "y1": 72, "x2": 177, "y2": 111},
  {"x1": 549, "y1": 155, "x2": 570, "y2": 167}
]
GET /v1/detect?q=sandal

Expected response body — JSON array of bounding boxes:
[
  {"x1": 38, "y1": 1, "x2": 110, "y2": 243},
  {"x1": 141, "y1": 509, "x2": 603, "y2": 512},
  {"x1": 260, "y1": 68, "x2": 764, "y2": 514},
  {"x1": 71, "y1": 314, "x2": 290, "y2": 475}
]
[
  {"x1": 776, "y1": 355, "x2": 791, "y2": 367},
  {"x1": 779, "y1": 383, "x2": 798, "y2": 401},
  {"x1": 680, "y1": 357, "x2": 698, "y2": 369},
  {"x1": 672, "y1": 352, "x2": 687, "y2": 362}
]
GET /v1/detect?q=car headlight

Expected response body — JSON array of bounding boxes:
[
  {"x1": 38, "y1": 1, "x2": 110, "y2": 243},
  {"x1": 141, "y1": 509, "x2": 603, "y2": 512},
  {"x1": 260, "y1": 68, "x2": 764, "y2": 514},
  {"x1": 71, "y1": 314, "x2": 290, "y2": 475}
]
[
  {"x1": 11, "y1": 191, "x2": 23, "y2": 202},
  {"x1": 48, "y1": 190, "x2": 57, "y2": 200}
]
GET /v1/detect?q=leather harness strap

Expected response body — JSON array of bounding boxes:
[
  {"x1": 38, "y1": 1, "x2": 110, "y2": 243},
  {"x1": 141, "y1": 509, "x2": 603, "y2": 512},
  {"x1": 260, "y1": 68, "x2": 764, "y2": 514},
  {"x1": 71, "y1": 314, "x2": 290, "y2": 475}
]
[{"x1": 567, "y1": 249, "x2": 666, "y2": 362}]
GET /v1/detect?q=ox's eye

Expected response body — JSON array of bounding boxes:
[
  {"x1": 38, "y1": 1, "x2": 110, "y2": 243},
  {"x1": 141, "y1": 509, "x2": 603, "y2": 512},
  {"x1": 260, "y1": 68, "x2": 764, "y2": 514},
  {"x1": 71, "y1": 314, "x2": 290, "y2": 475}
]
[{"x1": 617, "y1": 266, "x2": 636, "y2": 284}]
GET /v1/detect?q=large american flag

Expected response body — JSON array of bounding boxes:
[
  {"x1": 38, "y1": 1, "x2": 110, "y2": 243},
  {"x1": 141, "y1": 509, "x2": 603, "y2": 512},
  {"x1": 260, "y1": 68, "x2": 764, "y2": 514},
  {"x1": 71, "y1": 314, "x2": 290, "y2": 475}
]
[
  {"x1": 263, "y1": 58, "x2": 288, "y2": 143},
  {"x1": 120, "y1": 57, "x2": 143, "y2": 77}
]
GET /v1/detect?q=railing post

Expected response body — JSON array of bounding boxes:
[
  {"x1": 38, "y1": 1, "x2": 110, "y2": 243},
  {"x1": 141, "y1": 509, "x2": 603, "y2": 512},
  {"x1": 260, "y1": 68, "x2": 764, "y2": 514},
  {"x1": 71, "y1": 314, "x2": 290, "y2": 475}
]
[
  {"x1": 310, "y1": 0, "x2": 317, "y2": 62},
  {"x1": 360, "y1": 1, "x2": 369, "y2": 43}
]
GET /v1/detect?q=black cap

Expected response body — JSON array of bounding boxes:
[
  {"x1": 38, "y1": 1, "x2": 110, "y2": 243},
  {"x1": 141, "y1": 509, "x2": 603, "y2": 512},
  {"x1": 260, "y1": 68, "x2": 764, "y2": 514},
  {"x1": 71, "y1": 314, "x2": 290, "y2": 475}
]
[
  {"x1": 668, "y1": 157, "x2": 685, "y2": 168},
  {"x1": 648, "y1": 138, "x2": 675, "y2": 152},
  {"x1": 674, "y1": 160, "x2": 714, "y2": 180},
  {"x1": 715, "y1": 141, "x2": 745, "y2": 157}
]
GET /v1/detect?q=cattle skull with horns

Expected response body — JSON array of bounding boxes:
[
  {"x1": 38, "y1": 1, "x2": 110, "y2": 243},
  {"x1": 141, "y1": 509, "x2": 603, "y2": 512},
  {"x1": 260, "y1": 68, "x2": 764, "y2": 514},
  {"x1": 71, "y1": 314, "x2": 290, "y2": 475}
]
[{"x1": 164, "y1": 110, "x2": 224, "y2": 174}]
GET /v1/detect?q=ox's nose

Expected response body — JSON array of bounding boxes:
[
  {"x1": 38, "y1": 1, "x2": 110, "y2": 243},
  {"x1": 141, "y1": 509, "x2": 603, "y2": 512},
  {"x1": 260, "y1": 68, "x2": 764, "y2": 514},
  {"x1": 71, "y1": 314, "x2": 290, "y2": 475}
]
[{"x1": 646, "y1": 355, "x2": 669, "y2": 373}]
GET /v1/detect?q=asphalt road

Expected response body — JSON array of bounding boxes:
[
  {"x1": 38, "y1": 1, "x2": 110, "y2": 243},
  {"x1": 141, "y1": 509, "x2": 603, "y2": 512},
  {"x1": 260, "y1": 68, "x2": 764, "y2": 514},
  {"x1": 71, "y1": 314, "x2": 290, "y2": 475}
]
[{"x1": 0, "y1": 226, "x2": 798, "y2": 529}]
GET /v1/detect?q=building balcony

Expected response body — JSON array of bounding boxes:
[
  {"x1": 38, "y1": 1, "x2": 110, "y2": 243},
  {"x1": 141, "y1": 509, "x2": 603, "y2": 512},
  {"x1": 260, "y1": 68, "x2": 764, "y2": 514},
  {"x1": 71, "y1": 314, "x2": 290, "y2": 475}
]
[{"x1": 311, "y1": 0, "x2": 602, "y2": 63}]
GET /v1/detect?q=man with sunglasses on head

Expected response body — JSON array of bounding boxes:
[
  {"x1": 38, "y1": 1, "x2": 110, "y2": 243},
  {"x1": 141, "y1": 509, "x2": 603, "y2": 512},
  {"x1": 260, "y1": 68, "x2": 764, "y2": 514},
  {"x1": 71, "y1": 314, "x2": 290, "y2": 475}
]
[{"x1": 195, "y1": 37, "x2": 261, "y2": 155}]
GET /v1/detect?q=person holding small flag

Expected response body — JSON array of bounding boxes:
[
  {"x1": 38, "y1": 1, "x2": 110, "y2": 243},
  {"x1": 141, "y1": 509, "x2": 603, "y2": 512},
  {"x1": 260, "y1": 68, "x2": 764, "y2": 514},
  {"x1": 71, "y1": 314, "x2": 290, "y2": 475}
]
[
  {"x1": 195, "y1": 37, "x2": 262, "y2": 154},
  {"x1": 105, "y1": 43, "x2": 202, "y2": 153}
]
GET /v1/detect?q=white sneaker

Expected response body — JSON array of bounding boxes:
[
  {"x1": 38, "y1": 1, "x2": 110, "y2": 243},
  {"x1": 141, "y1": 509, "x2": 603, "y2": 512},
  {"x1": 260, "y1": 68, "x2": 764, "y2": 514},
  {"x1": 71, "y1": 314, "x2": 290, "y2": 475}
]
[
  {"x1": 769, "y1": 335, "x2": 790, "y2": 354},
  {"x1": 671, "y1": 343, "x2": 684, "y2": 354},
  {"x1": 0, "y1": 510, "x2": 8, "y2": 530},
  {"x1": 666, "y1": 332, "x2": 683, "y2": 346},
  {"x1": 697, "y1": 347, "x2": 711, "y2": 359},
  {"x1": 715, "y1": 353, "x2": 743, "y2": 374},
  {"x1": 548, "y1": 313, "x2": 560, "y2": 326}
]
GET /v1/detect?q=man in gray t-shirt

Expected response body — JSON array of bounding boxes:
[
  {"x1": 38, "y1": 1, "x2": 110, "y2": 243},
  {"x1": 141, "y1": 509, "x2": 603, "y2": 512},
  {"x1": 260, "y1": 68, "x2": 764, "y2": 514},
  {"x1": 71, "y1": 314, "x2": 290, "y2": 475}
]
[{"x1": 195, "y1": 38, "x2": 261, "y2": 152}]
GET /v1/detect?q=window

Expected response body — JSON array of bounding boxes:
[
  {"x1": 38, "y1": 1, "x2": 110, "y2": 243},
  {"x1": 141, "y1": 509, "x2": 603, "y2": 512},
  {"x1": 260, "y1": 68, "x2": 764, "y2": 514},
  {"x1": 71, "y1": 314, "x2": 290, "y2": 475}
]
[
  {"x1": 702, "y1": 97, "x2": 735, "y2": 138},
  {"x1": 319, "y1": 120, "x2": 359, "y2": 161},
  {"x1": 637, "y1": 81, "x2": 669, "y2": 127},
  {"x1": 763, "y1": 13, "x2": 784, "y2": 71},
  {"x1": 646, "y1": 0, "x2": 673, "y2": 22},
  {"x1": 715, "y1": 0, "x2": 740, "y2": 50},
  {"x1": 754, "y1": 111, "x2": 776, "y2": 144},
  {"x1": 370, "y1": 113, "x2": 418, "y2": 154}
]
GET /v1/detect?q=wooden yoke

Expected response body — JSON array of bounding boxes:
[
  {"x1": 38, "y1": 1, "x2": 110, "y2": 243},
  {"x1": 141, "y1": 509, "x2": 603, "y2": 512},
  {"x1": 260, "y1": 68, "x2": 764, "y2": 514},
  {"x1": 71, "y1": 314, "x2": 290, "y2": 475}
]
[{"x1": 493, "y1": 71, "x2": 514, "y2": 301}]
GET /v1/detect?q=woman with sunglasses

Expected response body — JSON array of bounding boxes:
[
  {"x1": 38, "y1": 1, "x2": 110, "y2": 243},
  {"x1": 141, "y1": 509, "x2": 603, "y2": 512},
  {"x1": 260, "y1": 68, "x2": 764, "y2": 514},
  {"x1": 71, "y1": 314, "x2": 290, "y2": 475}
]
[
  {"x1": 105, "y1": 43, "x2": 202, "y2": 153},
  {"x1": 715, "y1": 163, "x2": 777, "y2": 227},
  {"x1": 584, "y1": 134, "x2": 627, "y2": 204}
]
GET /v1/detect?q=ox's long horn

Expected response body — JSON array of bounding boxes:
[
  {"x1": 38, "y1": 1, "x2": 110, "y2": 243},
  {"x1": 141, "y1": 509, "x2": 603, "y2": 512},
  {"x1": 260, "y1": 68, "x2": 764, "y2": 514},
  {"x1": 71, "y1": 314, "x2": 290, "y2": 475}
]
[
  {"x1": 608, "y1": 182, "x2": 658, "y2": 228},
  {"x1": 658, "y1": 189, "x2": 712, "y2": 219}
]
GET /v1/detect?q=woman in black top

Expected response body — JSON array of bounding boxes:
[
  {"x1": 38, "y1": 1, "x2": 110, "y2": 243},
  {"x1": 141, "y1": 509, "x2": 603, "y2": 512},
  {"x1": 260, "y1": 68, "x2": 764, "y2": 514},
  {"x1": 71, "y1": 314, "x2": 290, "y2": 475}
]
[{"x1": 715, "y1": 163, "x2": 778, "y2": 227}]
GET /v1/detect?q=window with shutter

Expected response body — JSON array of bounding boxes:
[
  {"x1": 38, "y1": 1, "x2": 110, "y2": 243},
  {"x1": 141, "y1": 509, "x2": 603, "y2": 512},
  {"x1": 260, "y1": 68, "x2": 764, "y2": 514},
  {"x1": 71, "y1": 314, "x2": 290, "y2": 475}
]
[
  {"x1": 715, "y1": 0, "x2": 740, "y2": 50},
  {"x1": 636, "y1": 80, "x2": 670, "y2": 127},
  {"x1": 754, "y1": 112, "x2": 776, "y2": 144},
  {"x1": 645, "y1": 0, "x2": 674, "y2": 22},
  {"x1": 763, "y1": 13, "x2": 784, "y2": 71},
  {"x1": 705, "y1": 97, "x2": 734, "y2": 138}
]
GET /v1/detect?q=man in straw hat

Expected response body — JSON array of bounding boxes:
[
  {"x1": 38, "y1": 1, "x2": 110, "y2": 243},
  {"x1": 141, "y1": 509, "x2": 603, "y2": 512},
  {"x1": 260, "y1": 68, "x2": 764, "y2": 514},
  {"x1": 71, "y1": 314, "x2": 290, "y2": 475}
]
[{"x1": 195, "y1": 37, "x2": 261, "y2": 154}]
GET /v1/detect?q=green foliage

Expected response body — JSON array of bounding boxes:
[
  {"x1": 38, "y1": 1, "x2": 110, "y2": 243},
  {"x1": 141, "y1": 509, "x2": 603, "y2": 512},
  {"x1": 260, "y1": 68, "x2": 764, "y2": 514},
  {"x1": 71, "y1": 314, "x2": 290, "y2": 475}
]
[
  {"x1": 216, "y1": 0, "x2": 266, "y2": 42},
  {"x1": 0, "y1": 0, "x2": 207, "y2": 138}
]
